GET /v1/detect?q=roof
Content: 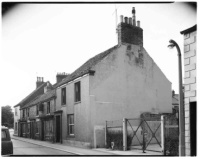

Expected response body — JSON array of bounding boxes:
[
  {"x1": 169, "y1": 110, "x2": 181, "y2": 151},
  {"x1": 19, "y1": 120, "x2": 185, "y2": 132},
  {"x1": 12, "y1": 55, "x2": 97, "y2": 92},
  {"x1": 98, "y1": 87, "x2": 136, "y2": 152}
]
[
  {"x1": 57, "y1": 45, "x2": 118, "y2": 87},
  {"x1": 23, "y1": 89, "x2": 56, "y2": 109},
  {"x1": 14, "y1": 82, "x2": 47, "y2": 108},
  {"x1": 180, "y1": 24, "x2": 197, "y2": 35}
]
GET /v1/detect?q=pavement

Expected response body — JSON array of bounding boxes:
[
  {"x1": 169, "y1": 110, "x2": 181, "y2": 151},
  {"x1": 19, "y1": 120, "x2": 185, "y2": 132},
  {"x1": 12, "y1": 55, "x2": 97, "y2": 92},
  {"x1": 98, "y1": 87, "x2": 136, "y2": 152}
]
[{"x1": 10, "y1": 130, "x2": 162, "y2": 156}]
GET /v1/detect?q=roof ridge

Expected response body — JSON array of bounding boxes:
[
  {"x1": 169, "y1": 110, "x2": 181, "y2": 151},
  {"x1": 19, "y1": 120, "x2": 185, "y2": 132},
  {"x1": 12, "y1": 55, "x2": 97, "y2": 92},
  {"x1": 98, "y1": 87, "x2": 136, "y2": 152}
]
[
  {"x1": 56, "y1": 45, "x2": 118, "y2": 87},
  {"x1": 23, "y1": 89, "x2": 56, "y2": 108},
  {"x1": 14, "y1": 82, "x2": 48, "y2": 107}
]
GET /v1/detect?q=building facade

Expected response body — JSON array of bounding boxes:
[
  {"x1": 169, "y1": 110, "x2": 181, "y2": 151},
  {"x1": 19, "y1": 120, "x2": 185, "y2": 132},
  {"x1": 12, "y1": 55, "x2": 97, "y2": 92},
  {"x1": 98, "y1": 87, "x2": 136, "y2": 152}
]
[
  {"x1": 14, "y1": 8, "x2": 173, "y2": 149},
  {"x1": 14, "y1": 77, "x2": 47, "y2": 137},
  {"x1": 15, "y1": 74, "x2": 68, "y2": 143},
  {"x1": 181, "y1": 25, "x2": 197, "y2": 156},
  {"x1": 55, "y1": 8, "x2": 172, "y2": 148}
]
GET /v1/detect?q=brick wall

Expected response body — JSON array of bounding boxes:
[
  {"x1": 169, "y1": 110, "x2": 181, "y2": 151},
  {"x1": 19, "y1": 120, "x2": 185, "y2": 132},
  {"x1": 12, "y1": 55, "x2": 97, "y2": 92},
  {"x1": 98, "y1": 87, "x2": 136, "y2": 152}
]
[
  {"x1": 183, "y1": 30, "x2": 196, "y2": 156},
  {"x1": 118, "y1": 22, "x2": 143, "y2": 46}
]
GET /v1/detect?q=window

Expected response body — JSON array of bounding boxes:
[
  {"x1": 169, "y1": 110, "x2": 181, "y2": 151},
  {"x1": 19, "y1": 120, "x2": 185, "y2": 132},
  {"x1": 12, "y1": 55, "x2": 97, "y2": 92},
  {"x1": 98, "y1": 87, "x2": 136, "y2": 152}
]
[
  {"x1": 22, "y1": 109, "x2": 25, "y2": 118},
  {"x1": 61, "y1": 87, "x2": 66, "y2": 105},
  {"x1": 27, "y1": 123, "x2": 30, "y2": 133},
  {"x1": 36, "y1": 122, "x2": 39, "y2": 134},
  {"x1": 15, "y1": 123, "x2": 18, "y2": 131},
  {"x1": 27, "y1": 108, "x2": 29, "y2": 117},
  {"x1": 36, "y1": 105, "x2": 39, "y2": 116},
  {"x1": 68, "y1": 114, "x2": 74, "y2": 136},
  {"x1": 74, "y1": 82, "x2": 81, "y2": 102},
  {"x1": 47, "y1": 101, "x2": 50, "y2": 114}
]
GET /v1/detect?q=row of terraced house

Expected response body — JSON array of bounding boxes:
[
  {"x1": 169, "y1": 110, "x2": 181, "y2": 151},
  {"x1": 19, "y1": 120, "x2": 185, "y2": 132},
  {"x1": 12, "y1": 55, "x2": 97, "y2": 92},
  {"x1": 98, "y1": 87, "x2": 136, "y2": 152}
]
[{"x1": 13, "y1": 8, "x2": 186, "y2": 149}]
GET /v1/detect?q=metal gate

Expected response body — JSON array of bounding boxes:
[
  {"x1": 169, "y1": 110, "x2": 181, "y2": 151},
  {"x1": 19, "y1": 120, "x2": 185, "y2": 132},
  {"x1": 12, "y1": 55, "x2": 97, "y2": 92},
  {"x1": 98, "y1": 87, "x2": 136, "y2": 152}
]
[
  {"x1": 127, "y1": 117, "x2": 162, "y2": 153},
  {"x1": 105, "y1": 114, "x2": 179, "y2": 155}
]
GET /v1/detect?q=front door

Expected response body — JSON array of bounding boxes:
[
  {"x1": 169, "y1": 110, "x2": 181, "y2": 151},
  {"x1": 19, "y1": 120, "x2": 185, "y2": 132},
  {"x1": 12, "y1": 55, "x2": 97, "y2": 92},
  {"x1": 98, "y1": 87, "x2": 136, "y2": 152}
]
[{"x1": 56, "y1": 116, "x2": 61, "y2": 143}]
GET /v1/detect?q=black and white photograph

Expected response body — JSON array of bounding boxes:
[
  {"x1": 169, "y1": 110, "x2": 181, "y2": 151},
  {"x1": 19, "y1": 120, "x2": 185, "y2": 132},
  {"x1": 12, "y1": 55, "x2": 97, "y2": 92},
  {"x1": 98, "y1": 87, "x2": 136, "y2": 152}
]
[{"x1": 1, "y1": 1, "x2": 197, "y2": 157}]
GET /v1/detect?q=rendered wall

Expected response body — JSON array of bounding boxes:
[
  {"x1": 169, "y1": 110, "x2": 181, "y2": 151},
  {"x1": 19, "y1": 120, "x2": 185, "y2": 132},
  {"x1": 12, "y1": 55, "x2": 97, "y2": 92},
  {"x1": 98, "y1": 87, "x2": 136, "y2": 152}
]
[
  {"x1": 56, "y1": 75, "x2": 91, "y2": 147},
  {"x1": 89, "y1": 44, "x2": 172, "y2": 147},
  {"x1": 14, "y1": 106, "x2": 20, "y2": 135}
]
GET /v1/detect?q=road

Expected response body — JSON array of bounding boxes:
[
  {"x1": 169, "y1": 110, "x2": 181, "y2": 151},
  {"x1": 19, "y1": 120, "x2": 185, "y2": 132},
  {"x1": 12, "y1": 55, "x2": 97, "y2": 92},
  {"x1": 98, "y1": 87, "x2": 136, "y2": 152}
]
[{"x1": 12, "y1": 139, "x2": 75, "y2": 156}]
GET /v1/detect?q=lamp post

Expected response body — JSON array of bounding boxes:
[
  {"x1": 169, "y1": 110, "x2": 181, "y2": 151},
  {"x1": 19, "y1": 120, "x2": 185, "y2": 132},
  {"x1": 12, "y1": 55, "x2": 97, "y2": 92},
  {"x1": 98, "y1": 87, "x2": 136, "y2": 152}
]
[{"x1": 168, "y1": 39, "x2": 185, "y2": 156}]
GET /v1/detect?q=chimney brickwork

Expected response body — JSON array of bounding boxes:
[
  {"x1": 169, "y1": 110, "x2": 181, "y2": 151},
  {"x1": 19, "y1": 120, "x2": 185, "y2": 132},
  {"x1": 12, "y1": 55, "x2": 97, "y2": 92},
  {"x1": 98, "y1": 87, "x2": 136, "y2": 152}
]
[
  {"x1": 118, "y1": 7, "x2": 143, "y2": 47},
  {"x1": 36, "y1": 77, "x2": 44, "y2": 89},
  {"x1": 56, "y1": 72, "x2": 69, "y2": 83}
]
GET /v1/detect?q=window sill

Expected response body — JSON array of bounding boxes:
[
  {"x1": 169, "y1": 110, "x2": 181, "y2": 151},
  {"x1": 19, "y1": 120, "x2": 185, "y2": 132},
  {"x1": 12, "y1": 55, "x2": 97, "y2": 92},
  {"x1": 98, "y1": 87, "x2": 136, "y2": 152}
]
[
  {"x1": 67, "y1": 135, "x2": 75, "y2": 138},
  {"x1": 74, "y1": 101, "x2": 81, "y2": 105},
  {"x1": 61, "y1": 104, "x2": 66, "y2": 107}
]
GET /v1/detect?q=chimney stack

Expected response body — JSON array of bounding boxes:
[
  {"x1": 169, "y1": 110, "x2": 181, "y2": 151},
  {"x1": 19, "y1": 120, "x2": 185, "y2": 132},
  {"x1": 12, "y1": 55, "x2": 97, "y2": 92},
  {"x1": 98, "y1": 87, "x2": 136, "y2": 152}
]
[
  {"x1": 172, "y1": 90, "x2": 175, "y2": 97},
  {"x1": 117, "y1": 7, "x2": 143, "y2": 46},
  {"x1": 56, "y1": 72, "x2": 69, "y2": 83},
  {"x1": 36, "y1": 77, "x2": 44, "y2": 89},
  {"x1": 44, "y1": 81, "x2": 52, "y2": 93}
]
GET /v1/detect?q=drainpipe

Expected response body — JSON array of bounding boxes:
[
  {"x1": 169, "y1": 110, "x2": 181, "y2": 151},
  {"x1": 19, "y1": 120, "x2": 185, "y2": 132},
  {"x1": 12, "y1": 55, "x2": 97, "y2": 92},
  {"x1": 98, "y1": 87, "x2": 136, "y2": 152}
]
[{"x1": 168, "y1": 39, "x2": 185, "y2": 156}]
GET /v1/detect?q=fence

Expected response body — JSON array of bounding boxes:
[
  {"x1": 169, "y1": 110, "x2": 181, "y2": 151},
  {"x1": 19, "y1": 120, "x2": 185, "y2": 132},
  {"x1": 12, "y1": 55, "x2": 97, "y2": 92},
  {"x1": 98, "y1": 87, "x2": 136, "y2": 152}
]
[
  {"x1": 163, "y1": 115, "x2": 179, "y2": 156},
  {"x1": 105, "y1": 115, "x2": 178, "y2": 155}
]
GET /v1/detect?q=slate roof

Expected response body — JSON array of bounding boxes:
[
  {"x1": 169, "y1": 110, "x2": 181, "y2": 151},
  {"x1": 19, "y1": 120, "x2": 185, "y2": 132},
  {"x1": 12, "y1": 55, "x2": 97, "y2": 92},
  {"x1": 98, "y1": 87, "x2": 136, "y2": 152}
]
[
  {"x1": 23, "y1": 89, "x2": 56, "y2": 109},
  {"x1": 14, "y1": 82, "x2": 48, "y2": 108},
  {"x1": 57, "y1": 45, "x2": 118, "y2": 87}
]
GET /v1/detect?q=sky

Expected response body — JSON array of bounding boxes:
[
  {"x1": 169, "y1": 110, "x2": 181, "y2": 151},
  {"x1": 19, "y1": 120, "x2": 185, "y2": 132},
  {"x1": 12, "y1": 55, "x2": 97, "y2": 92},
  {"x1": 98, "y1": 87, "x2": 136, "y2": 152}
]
[{"x1": 0, "y1": 2, "x2": 197, "y2": 109}]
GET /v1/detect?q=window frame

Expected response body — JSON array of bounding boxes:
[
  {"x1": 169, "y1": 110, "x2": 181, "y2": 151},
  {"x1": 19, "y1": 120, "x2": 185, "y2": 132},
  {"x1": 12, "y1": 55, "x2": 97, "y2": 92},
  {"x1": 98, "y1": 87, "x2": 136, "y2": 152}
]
[
  {"x1": 22, "y1": 109, "x2": 25, "y2": 118},
  {"x1": 27, "y1": 108, "x2": 29, "y2": 117},
  {"x1": 36, "y1": 105, "x2": 39, "y2": 116},
  {"x1": 74, "y1": 81, "x2": 81, "y2": 102},
  {"x1": 47, "y1": 101, "x2": 50, "y2": 114},
  {"x1": 61, "y1": 87, "x2": 66, "y2": 105},
  {"x1": 68, "y1": 114, "x2": 74, "y2": 136},
  {"x1": 15, "y1": 122, "x2": 18, "y2": 131}
]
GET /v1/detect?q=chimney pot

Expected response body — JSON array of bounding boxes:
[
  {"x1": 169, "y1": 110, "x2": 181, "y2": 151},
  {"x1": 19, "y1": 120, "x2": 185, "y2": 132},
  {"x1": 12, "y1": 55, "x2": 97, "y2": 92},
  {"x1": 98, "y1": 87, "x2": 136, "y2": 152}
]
[
  {"x1": 137, "y1": 21, "x2": 140, "y2": 27},
  {"x1": 132, "y1": 7, "x2": 136, "y2": 26},
  {"x1": 132, "y1": 7, "x2": 136, "y2": 14},
  {"x1": 120, "y1": 15, "x2": 124, "y2": 23},
  {"x1": 124, "y1": 17, "x2": 128, "y2": 24},
  {"x1": 129, "y1": 17, "x2": 132, "y2": 25}
]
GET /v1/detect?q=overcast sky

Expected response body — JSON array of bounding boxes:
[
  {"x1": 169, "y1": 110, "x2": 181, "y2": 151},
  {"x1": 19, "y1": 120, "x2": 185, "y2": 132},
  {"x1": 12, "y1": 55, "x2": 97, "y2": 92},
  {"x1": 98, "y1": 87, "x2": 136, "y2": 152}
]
[{"x1": 1, "y1": 2, "x2": 197, "y2": 108}]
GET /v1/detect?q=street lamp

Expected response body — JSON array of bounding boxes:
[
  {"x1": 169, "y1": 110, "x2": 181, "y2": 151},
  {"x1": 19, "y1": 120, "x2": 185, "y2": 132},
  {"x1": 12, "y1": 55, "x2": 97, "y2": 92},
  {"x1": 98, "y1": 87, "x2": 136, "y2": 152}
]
[{"x1": 168, "y1": 39, "x2": 185, "y2": 156}]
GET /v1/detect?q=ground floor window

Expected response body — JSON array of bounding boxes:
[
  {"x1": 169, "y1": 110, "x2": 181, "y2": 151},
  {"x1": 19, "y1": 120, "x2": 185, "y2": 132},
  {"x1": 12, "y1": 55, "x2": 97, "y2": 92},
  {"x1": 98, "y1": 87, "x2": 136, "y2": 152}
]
[
  {"x1": 68, "y1": 114, "x2": 74, "y2": 136},
  {"x1": 36, "y1": 122, "x2": 39, "y2": 134}
]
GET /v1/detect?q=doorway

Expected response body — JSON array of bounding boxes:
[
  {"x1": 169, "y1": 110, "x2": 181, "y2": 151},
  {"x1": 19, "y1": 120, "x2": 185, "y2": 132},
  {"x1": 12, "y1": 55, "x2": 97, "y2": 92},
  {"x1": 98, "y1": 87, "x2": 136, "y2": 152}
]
[
  {"x1": 190, "y1": 102, "x2": 196, "y2": 156},
  {"x1": 56, "y1": 115, "x2": 61, "y2": 143}
]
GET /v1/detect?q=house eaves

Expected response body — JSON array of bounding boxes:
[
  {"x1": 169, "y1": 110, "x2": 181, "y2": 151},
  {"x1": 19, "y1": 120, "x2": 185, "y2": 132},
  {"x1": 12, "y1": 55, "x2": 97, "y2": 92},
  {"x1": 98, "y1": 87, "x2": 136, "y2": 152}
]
[{"x1": 14, "y1": 82, "x2": 48, "y2": 108}]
